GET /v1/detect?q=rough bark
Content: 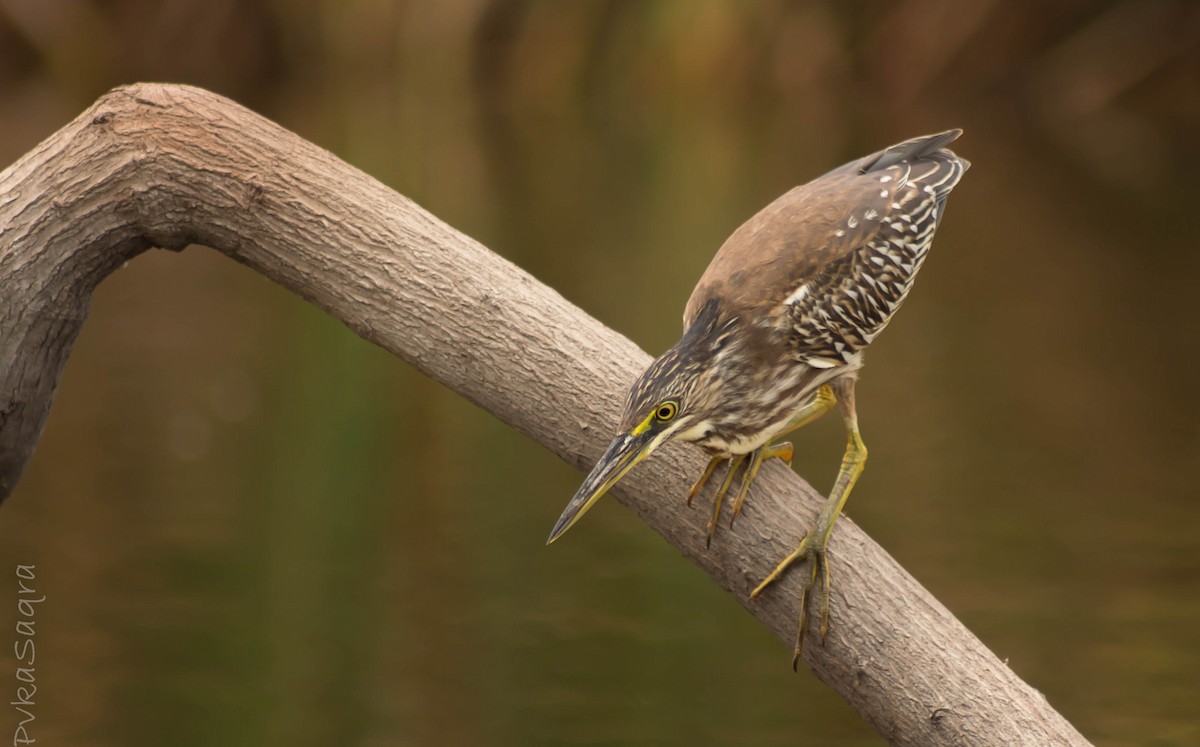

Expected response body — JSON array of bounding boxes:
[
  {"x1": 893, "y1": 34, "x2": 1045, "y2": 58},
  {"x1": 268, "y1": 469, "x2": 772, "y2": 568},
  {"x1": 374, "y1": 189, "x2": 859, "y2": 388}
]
[{"x1": 0, "y1": 83, "x2": 1092, "y2": 746}]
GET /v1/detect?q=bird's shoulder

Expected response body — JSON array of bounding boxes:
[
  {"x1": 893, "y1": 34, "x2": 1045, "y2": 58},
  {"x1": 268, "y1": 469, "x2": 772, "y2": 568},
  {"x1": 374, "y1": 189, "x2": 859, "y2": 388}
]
[{"x1": 683, "y1": 170, "x2": 886, "y2": 327}]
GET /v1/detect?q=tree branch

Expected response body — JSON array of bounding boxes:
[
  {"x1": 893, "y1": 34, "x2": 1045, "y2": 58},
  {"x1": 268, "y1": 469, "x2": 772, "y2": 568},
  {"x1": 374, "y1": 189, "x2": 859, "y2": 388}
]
[{"x1": 0, "y1": 83, "x2": 1091, "y2": 746}]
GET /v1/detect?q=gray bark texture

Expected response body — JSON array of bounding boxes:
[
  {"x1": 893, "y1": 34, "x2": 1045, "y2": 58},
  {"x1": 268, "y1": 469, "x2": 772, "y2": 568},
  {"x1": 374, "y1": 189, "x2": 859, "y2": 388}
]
[{"x1": 0, "y1": 83, "x2": 1092, "y2": 746}]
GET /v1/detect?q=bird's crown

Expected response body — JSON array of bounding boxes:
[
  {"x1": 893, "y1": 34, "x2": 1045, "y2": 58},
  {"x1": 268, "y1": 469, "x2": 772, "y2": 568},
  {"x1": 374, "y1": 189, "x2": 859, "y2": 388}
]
[{"x1": 619, "y1": 300, "x2": 733, "y2": 434}]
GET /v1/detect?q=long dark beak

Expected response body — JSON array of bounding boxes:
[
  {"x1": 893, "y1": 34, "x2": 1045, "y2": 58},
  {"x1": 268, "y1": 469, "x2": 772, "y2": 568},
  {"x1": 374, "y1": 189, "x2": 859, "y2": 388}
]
[{"x1": 546, "y1": 430, "x2": 656, "y2": 544}]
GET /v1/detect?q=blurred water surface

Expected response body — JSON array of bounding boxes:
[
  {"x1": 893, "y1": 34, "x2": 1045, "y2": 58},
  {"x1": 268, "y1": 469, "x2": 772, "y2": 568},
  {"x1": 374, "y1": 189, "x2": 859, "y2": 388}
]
[{"x1": 1, "y1": 2, "x2": 1198, "y2": 746}]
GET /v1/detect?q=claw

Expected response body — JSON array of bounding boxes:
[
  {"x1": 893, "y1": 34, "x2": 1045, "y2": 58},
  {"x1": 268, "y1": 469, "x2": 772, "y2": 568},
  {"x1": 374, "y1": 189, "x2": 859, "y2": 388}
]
[
  {"x1": 751, "y1": 533, "x2": 830, "y2": 669},
  {"x1": 687, "y1": 457, "x2": 723, "y2": 507},
  {"x1": 793, "y1": 559, "x2": 820, "y2": 661}
]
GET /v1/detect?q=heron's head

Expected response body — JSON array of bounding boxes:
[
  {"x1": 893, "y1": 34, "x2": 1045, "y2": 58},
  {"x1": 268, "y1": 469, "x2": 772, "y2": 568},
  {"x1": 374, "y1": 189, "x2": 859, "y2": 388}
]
[{"x1": 546, "y1": 303, "x2": 738, "y2": 544}]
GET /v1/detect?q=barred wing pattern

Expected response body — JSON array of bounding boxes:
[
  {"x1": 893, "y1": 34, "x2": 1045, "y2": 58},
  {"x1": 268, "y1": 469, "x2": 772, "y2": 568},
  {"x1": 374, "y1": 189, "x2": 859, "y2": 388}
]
[{"x1": 781, "y1": 133, "x2": 968, "y2": 368}]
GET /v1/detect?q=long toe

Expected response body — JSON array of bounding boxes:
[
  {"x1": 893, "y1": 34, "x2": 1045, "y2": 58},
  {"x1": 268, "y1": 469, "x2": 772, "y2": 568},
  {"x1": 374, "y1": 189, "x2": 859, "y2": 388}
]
[
  {"x1": 686, "y1": 456, "x2": 724, "y2": 507},
  {"x1": 750, "y1": 539, "x2": 832, "y2": 669},
  {"x1": 751, "y1": 534, "x2": 812, "y2": 597},
  {"x1": 706, "y1": 455, "x2": 745, "y2": 546}
]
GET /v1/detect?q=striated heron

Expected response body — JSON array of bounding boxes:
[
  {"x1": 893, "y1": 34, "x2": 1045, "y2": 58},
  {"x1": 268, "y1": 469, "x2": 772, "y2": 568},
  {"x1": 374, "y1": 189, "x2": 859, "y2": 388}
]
[{"x1": 547, "y1": 131, "x2": 969, "y2": 664}]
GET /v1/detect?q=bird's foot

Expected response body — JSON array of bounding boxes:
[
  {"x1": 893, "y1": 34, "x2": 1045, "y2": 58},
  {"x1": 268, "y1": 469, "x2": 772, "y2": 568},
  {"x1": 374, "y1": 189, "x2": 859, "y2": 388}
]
[
  {"x1": 729, "y1": 441, "x2": 792, "y2": 527},
  {"x1": 686, "y1": 456, "x2": 724, "y2": 507},
  {"x1": 750, "y1": 531, "x2": 831, "y2": 670},
  {"x1": 704, "y1": 454, "x2": 745, "y2": 547},
  {"x1": 695, "y1": 443, "x2": 793, "y2": 547}
]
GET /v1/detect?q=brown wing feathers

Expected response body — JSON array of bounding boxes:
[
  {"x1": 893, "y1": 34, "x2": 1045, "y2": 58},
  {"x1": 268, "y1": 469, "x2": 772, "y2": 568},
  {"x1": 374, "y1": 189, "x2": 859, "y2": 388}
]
[{"x1": 683, "y1": 132, "x2": 968, "y2": 369}]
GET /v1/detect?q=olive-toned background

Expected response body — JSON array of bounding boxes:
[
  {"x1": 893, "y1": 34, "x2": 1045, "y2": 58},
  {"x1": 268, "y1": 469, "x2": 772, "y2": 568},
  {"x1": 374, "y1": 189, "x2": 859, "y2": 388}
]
[{"x1": 1, "y1": 2, "x2": 1197, "y2": 745}]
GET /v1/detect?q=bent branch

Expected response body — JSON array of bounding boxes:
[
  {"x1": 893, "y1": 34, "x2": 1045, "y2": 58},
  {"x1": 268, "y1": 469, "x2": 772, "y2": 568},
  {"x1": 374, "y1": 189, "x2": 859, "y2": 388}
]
[{"x1": 0, "y1": 83, "x2": 1091, "y2": 746}]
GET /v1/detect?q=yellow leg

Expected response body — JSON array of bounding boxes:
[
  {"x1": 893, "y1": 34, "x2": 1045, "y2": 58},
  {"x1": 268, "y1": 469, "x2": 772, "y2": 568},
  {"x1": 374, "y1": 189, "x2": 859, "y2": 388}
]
[
  {"x1": 750, "y1": 377, "x2": 867, "y2": 669},
  {"x1": 728, "y1": 441, "x2": 792, "y2": 527},
  {"x1": 705, "y1": 454, "x2": 746, "y2": 548},
  {"x1": 784, "y1": 385, "x2": 837, "y2": 434}
]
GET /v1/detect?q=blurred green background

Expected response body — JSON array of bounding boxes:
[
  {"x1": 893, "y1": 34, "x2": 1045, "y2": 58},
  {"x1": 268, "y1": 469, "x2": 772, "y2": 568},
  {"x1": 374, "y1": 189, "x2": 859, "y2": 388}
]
[{"x1": 1, "y1": 1, "x2": 1198, "y2": 745}]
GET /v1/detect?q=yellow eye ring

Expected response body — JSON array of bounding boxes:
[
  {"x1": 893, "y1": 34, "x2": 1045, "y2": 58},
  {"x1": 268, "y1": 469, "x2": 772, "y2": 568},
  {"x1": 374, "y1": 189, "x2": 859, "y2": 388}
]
[{"x1": 654, "y1": 401, "x2": 678, "y2": 422}]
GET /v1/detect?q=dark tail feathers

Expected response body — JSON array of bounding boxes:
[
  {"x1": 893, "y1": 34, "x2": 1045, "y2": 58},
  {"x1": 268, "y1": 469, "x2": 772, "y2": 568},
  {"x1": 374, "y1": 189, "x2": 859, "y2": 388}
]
[{"x1": 860, "y1": 129, "x2": 968, "y2": 174}]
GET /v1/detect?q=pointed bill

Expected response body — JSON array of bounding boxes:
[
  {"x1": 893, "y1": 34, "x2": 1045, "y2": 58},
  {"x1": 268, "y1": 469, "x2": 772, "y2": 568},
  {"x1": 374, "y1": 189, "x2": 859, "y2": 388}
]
[{"x1": 546, "y1": 431, "x2": 656, "y2": 544}]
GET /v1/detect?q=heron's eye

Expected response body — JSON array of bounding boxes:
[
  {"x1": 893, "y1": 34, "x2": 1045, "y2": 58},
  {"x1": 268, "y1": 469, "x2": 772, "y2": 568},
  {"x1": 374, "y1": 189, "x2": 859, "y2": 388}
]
[{"x1": 654, "y1": 401, "x2": 678, "y2": 422}]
